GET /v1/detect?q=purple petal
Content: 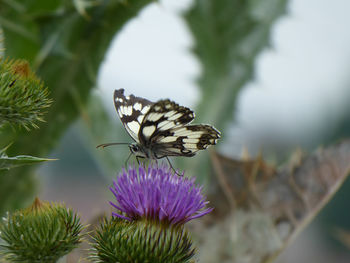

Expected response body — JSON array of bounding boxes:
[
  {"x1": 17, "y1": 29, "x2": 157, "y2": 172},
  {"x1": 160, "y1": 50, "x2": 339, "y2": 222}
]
[{"x1": 109, "y1": 164, "x2": 213, "y2": 225}]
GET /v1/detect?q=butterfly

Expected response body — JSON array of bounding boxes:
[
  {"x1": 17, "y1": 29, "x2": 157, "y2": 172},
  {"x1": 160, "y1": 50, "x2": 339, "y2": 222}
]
[{"x1": 97, "y1": 89, "x2": 220, "y2": 165}]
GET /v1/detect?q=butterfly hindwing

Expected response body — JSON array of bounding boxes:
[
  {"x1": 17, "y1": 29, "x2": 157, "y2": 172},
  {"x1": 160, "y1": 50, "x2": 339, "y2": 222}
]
[
  {"x1": 151, "y1": 124, "x2": 220, "y2": 158},
  {"x1": 114, "y1": 89, "x2": 153, "y2": 143},
  {"x1": 138, "y1": 99, "x2": 220, "y2": 158}
]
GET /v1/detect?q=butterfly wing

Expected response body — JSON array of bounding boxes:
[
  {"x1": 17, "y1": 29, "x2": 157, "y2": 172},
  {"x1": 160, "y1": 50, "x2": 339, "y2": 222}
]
[
  {"x1": 151, "y1": 124, "x2": 221, "y2": 158},
  {"x1": 114, "y1": 89, "x2": 153, "y2": 143},
  {"x1": 138, "y1": 99, "x2": 220, "y2": 158},
  {"x1": 138, "y1": 99, "x2": 195, "y2": 145}
]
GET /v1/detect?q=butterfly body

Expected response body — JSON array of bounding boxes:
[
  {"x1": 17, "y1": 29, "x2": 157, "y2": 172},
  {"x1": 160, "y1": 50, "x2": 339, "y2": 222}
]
[
  {"x1": 128, "y1": 142, "x2": 157, "y2": 159},
  {"x1": 100, "y1": 89, "x2": 220, "y2": 160}
]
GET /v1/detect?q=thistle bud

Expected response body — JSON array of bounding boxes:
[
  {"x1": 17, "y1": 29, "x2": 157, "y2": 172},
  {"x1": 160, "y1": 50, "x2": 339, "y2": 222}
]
[
  {"x1": 0, "y1": 198, "x2": 84, "y2": 262},
  {"x1": 0, "y1": 59, "x2": 51, "y2": 130}
]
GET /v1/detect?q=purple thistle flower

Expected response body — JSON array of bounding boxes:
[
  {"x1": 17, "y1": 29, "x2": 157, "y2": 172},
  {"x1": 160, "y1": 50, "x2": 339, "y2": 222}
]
[{"x1": 109, "y1": 164, "x2": 213, "y2": 225}]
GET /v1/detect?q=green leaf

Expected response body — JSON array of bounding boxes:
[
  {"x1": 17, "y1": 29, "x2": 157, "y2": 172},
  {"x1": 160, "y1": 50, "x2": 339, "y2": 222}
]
[
  {"x1": 182, "y1": 0, "x2": 287, "y2": 181},
  {"x1": 0, "y1": 144, "x2": 55, "y2": 171},
  {"x1": 0, "y1": 0, "x2": 154, "y2": 214},
  {"x1": 0, "y1": 154, "x2": 56, "y2": 171},
  {"x1": 0, "y1": 145, "x2": 37, "y2": 215},
  {"x1": 185, "y1": 0, "x2": 287, "y2": 129}
]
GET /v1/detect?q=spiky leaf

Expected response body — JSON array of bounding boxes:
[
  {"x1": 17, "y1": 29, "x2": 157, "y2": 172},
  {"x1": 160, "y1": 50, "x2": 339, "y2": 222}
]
[
  {"x1": 0, "y1": 153, "x2": 55, "y2": 171},
  {"x1": 0, "y1": 144, "x2": 55, "y2": 171}
]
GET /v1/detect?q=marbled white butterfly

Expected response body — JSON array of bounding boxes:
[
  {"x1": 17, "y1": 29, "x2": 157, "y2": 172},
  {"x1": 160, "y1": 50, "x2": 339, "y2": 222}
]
[{"x1": 97, "y1": 89, "x2": 220, "y2": 163}]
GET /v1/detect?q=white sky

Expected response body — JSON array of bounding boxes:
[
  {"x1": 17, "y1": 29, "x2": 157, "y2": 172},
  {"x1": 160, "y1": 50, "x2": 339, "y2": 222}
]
[
  {"x1": 97, "y1": 0, "x2": 350, "y2": 156},
  {"x1": 97, "y1": 0, "x2": 197, "y2": 107}
]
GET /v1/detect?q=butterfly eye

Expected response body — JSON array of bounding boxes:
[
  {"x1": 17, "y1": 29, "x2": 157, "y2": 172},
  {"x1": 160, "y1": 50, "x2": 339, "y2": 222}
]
[{"x1": 130, "y1": 145, "x2": 139, "y2": 153}]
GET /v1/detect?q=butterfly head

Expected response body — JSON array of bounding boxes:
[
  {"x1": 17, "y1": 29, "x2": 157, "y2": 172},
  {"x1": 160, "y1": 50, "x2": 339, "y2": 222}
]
[{"x1": 128, "y1": 143, "x2": 148, "y2": 158}]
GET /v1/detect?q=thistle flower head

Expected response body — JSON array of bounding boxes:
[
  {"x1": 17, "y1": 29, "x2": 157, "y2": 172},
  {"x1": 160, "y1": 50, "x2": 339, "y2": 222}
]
[{"x1": 110, "y1": 164, "x2": 213, "y2": 225}]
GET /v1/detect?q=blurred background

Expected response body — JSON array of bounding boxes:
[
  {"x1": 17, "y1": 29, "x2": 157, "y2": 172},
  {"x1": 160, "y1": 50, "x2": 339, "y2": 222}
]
[{"x1": 2, "y1": 0, "x2": 350, "y2": 262}]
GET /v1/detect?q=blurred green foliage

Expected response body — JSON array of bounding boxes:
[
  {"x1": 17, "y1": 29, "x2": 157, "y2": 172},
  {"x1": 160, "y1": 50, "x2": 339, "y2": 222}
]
[
  {"x1": 0, "y1": 0, "x2": 288, "y2": 212},
  {"x1": 182, "y1": 0, "x2": 287, "y2": 181},
  {"x1": 0, "y1": 0, "x2": 153, "y2": 215},
  {"x1": 186, "y1": 0, "x2": 287, "y2": 129},
  {"x1": 78, "y1": 91, "x2": 131, "y2": 178},
  {"x1": 0, "y1": 0, "x2": 153, "y2": 158},
  {"x1": 2, "y1": 1, "x2": 349, "y2": 262}
]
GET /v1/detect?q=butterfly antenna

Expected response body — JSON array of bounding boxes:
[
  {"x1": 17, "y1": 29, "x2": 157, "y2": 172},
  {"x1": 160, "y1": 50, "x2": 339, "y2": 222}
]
[
  {"x1": 96, "y1": 142, "x2": 130, "y2": 149},
  {"x1": 165, "y1": 157, "x2": 182, "y2": 176}
]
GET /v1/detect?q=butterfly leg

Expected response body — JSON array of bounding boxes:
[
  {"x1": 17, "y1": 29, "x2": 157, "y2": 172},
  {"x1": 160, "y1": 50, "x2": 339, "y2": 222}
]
[
  {"x1": 165, "y1": 156, "x2": 182, "y2": 176},
  {"x1": 136, "y1": 156, "x2": 146, "y2": 165},
  {"x1": 124, "y1": 152, "x2": 133, "y2": 167}
]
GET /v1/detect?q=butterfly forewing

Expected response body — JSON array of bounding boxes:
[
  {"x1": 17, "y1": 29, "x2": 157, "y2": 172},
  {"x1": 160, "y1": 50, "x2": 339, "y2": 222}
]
[
  {"x1": 114, "y1": 89, "x2": 153, "y2": 143},
  {"x1": 138, "y1": 99, "x2": 195, "y2": 145}
]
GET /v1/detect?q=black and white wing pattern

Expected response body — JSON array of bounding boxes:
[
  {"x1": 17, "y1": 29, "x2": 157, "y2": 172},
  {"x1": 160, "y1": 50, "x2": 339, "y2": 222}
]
[
  {"x1": 113, "y1": 89, "x2": 220, "y2": 159},
  {"x1": 139, "y1": 99, "x2": 220, "y2": 158},
  {"x1": 113, "y1": 89, "x2": 152, "y2": 143}
]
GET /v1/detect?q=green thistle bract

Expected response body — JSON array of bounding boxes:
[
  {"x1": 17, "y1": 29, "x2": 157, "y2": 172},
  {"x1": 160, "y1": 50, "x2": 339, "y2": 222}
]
[
  {"x1": 0, "y1": 198, "x2": 84, "y2": 262},
  {"x1": 0, "y1": 58, "x2": 52, "y2": 130},
  {"x1": 90, "y1": 218, "x2": 195, "y2": 263}
]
